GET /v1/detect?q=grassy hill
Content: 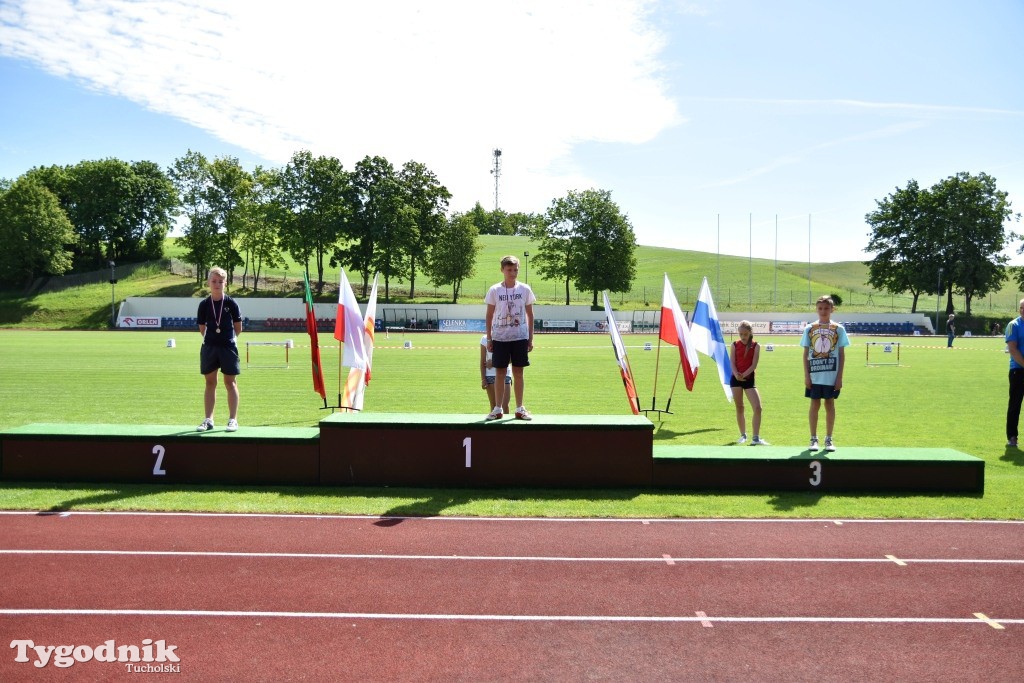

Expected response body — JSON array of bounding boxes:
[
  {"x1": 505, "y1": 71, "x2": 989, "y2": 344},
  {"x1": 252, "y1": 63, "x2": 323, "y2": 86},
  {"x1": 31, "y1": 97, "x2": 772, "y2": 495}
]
[
  {"x1": 1, "y1": 237, "x2": 1020, "y2": 330},
  {"x1": 162, "y1": 235, "x2": 907, "y2": 308}
]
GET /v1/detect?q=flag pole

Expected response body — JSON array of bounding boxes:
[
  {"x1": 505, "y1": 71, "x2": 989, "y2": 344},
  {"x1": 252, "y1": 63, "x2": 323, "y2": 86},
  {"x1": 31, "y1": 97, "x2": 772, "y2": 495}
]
[{"x1": 664, "y1": 362, "x2": 681, "y2": 414}]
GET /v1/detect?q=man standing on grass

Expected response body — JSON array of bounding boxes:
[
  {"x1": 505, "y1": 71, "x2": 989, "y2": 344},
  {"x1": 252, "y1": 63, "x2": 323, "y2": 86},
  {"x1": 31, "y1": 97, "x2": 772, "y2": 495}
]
[
  {"x1": 1004, "y1": 298, "x2": 1024, "y2": 447},
  {"x1": 196, "y1": 267, "x2": 242, "y2": 432},
  {"x1": 484, "y1": 255, "x2": 536, "y2": 421}
]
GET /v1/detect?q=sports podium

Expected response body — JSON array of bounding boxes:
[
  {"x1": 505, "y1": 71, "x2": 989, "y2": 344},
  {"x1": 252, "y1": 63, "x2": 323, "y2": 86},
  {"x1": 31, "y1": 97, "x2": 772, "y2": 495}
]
[{"x1": 0, "y1": 414, "x2": 983, "y2": 493}]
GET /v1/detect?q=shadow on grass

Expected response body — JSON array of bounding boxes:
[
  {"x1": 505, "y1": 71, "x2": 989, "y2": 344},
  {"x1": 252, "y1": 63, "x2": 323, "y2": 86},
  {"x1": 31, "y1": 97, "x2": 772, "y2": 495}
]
[
  {"x1": 0, "y1": 296, "x2": 40, "y2": 325},
  {"x1": 653, "y1": 426, "x2": 722, "y2": 442},
  {"x1": 2, "y1": 482, "x2": 642, "y2": 520},
  {"x1": 1001, "y1": 446, "x2": 1024, "y2": 466},
  {"x1": 368, "y1": 487, "x2": 643, "y2": 523}
]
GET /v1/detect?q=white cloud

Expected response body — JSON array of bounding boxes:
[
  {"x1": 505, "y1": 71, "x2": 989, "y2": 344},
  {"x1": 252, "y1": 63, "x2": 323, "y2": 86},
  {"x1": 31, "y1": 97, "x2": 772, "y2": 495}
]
[{"x1": 0, "y1": 0, "x2": 678, "y2": 213}]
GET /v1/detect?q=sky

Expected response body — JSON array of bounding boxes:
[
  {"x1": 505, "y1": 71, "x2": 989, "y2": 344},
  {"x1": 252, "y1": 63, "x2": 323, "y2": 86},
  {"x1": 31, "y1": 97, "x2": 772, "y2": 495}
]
[{"x1": 1, "y1": 0, "x2": 1022, "y2": 264}]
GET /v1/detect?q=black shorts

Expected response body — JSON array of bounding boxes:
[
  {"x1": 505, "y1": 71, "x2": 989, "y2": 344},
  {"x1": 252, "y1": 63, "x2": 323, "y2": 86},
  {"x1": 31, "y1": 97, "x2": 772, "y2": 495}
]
[
  {"x1": 805, "y1": 384, "x2": 840, "y2": 400},
  {"x1": 729, "y1": 372, "x2": 756, "y2": 389},
  {"x1": 491, "y1": 339, "x2": 530, "y2": 368},
  {"x1": 200, "y1": 343, "x2": 241, "y2": 376}
]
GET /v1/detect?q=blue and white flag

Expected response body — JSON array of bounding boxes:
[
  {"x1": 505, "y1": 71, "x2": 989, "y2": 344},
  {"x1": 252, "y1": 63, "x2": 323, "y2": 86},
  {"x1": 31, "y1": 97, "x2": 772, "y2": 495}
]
[{"x1": 690, "y1": 276, "x2": 732, "y2": 402}]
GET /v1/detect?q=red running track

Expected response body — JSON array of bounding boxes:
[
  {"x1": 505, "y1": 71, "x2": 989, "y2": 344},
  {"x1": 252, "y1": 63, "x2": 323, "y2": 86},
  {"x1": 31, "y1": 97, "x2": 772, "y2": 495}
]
[{"x1": 0, "y1": 512, "x2": 1022, "y2": 681}]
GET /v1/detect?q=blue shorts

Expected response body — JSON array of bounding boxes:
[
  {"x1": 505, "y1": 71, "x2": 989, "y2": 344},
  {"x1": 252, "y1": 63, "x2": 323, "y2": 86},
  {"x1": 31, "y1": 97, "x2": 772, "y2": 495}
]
[
  {"x1": 201, "y1": 343, "x2": 241, "y2": 376},
  {"x1": 491, "y1": 339, "x2": 530, "y2": 368},
  {"x1": 805, "y1": 384, "x2": 840, "y2": 400},
  {"x1": 485, "y1": 375, "x2": 513, "y2": 386}
]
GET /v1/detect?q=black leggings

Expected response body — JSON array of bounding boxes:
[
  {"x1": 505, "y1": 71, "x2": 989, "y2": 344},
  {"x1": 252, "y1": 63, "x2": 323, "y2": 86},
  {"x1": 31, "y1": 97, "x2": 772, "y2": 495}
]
[{"x1": 1007, "y1": 369, "x2": 1024, "y2": 439}]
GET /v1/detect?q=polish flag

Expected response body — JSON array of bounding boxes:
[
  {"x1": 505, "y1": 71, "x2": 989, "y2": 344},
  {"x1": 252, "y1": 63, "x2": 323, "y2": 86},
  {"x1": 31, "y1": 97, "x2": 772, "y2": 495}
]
[{"x1": 659, "y1": 273, "x2": 699, "y2": 391}]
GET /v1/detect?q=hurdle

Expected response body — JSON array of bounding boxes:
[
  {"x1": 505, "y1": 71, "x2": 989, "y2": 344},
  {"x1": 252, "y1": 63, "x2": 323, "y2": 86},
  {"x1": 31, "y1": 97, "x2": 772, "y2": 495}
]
[
  {"x1": 246, "y1": 340, "x2": 292, "y2": 368},
  {"x1": 865, "y1": 341, "x2": 901, "y2": 366}
]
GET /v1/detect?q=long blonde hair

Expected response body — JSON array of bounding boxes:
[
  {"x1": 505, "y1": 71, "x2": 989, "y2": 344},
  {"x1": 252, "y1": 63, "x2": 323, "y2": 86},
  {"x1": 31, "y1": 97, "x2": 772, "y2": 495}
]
[{"x1": 738, "y1": 320, "x2": 755, "y2": 351}]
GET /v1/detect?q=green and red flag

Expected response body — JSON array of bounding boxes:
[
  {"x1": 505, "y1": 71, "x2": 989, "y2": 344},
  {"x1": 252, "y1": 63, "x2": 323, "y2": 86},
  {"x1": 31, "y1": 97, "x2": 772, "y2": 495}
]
[{"x1": 303, "y1": 272, "x2": 326, "y2": 402}]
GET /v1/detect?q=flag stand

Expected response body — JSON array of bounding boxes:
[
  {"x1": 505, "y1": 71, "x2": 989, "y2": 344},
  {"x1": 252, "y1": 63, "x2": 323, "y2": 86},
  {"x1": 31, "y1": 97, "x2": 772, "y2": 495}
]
[{"x1": 643, "y1": 337, "x2": 675, "y2": 418}]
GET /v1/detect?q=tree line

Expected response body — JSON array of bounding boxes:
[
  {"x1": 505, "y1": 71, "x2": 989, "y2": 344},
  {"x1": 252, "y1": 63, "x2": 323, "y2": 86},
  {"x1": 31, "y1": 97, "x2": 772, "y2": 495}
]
[
  {"x1": 865, "y1": 171, "x2": 1021, "y2": 316},
  {"x1": 0, "y1": 151, "x2": 638, "y2": 305}
]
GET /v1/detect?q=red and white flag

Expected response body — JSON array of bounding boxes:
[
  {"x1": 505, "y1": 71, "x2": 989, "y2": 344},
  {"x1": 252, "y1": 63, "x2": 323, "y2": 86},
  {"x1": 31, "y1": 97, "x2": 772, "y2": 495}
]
[
  {"x1": 334, "y1": 269, "x2": 368, "y2": 371},
  {"x1": 340, "y1": 273, "x2": 378, "y2": 411},
  {"x1": 659, "y1": 273, "x2": 699, "y2": 391},
  {"x1": 603, "y1": 291, "x2": 640, "y2": 414}
]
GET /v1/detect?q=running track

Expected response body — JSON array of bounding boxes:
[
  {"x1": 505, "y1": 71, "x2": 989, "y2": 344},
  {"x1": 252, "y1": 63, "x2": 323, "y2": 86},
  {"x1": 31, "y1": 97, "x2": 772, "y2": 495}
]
[{"x1": 1, "y1": 512, "x2": 1022, "y2": 681}]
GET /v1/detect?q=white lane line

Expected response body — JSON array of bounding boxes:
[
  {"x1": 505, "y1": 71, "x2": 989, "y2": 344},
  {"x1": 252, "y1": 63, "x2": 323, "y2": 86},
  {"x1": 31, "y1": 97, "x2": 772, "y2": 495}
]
[
  {"x1": 3, "y1": 511, "x2": 1022, "y2": 525},
  {"x1": 0, "y1": 608, "x2": 1020, "y2": 626},
  {"x1": 695, "y1": 611, "x2": 713, "y2": 628},
  {"x1": 2, "y1": 549, "x2": 1023, "y2": 564}
]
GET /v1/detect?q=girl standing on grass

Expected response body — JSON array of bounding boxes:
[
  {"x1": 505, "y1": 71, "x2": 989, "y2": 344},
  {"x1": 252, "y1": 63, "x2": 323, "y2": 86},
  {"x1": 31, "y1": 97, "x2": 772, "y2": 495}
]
[{"x1": 730, "y1": 321, "x2": 768, "y2": 445}]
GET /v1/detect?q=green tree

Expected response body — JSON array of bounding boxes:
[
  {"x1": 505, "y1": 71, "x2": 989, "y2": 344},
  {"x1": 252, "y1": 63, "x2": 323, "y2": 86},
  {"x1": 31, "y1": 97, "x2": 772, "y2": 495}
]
[
  {"x1": 340, "y1": 156, "x2": 409, "y2": 301},
  {"x1": 236, "y1": 166, "x2": 285, "y2": 292},
  {"x1": 127, "y1": 160, "x2": 177, "y2": 262},
  {"x1": 0, "y1": 177, "x2": 76, "y2": 287},
  {"x1": 427, "y1": 212, "x2": 481, "y2": 303},
  {"x1": 866, "y1": 172, "x2": 1019, "y2": 315},
  {"x1": 206, "y1": 156, "x2": 253, "y2": 285},
  {"x1": 400, "y1": 160, "x2": 451, "y2": 298},
  {"x1": 934, "y1": 172, "x2": 1017, "y2": 315},
  {"x1": 63, "y1": 159, "x2": 136, "y2": 267},
  {"x1": 864, "y1": 180, "x2": 938, "y2": 313},
  {"x1": 467, "y1": 202, "x2": 492, "y2": 234},
  {"x1": 279, "y1": 150, "x2": 352, "y2": 293},
  {"x1": 168, "y1": 150, "x2": 216, "y2": 282},
  {"x1": 535, "y1": 189, "x2": 637, "y2": 306}
]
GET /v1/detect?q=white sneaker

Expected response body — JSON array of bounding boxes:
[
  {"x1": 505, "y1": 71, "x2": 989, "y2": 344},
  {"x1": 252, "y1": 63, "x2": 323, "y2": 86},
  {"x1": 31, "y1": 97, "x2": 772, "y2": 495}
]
[
  {"x1": 196, "y1": 418, "x2": 214, "y2": 432},
  {"x1": 485, "y1": 407, "x2": 503, "y2": 421},
  {"x1": 226, "y1": 419, "x2": 238, "y2": 432},
  {"x1": 751, "y1": 437, "x2": 770, "y2": 446},
  {"x1": 515, "y1": 406, "x2": 533, "y2": 421},
  {"x1": 737, "y1": 435, "x2": 747, "y2": 445},
  {"x1": 824, "y1": 436, "x2": 836, "y2": 452},
  {"x1": 809, "y1": 437, "x2": 819, "y2": 452}
]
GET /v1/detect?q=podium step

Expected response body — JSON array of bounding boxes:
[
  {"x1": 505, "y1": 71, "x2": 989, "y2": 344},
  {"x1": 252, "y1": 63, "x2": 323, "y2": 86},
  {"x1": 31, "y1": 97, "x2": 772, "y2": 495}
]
[{"x1": 653, "y1": 445, "x2": 984, "y2": 493}]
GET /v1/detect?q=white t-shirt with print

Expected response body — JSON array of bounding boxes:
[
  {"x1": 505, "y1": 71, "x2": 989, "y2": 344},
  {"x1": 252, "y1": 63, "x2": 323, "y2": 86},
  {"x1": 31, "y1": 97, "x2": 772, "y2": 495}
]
[{"x1": 485, "y1": 281, "x2": 536, "y2": 342}]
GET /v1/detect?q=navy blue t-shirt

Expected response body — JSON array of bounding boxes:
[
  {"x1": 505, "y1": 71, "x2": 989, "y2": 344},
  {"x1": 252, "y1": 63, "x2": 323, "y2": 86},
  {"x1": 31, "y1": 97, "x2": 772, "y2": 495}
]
[{"x1": 197, "y1": 295, "x2": 241, "y2": 346}]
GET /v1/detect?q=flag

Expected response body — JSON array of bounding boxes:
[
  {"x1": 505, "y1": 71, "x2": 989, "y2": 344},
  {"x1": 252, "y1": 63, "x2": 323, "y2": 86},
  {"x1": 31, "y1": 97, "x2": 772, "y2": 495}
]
[
  {"x1": 302, "y1": 272, "x2": 326, "y2": 400},
  {"x1": 690, "y1": 276, "x2": 733, "y2": 402},
  {"x1": 603, "y1": 291, "x2": 640, "y2": 415},
  {"x1": 659, "y1": 273, "x2": 699, "y2": 391},
  {"x1": 340, "y1": 273, "x2": 378, "y2": 411},
  {"x1": 334, "y1": 269, "x2": 367, "y2": 371}
]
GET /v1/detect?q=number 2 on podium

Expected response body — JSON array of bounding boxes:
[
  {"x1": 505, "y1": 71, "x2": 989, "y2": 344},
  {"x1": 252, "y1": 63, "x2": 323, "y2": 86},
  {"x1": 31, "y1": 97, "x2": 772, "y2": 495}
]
[{"x1": 152, "y1": 445, "x2": 167, "y2": 476}]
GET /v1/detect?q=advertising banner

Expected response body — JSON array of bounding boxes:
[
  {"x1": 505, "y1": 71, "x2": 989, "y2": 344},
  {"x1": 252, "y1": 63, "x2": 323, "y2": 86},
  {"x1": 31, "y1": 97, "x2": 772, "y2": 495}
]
[{"x1": 118, "y1": 316, "x2": 162, "y2": 328}]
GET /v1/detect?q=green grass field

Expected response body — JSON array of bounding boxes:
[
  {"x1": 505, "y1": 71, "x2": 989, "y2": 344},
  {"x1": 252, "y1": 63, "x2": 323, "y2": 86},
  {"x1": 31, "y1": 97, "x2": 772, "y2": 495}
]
[{"x1": 0, "y1": 329, "x2": 1020, "y2": 519}]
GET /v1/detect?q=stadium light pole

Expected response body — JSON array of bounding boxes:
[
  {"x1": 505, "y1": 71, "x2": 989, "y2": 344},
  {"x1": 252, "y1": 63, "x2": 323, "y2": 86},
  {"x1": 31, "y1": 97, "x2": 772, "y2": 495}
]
[
  {"x1": 109, "y1": 261, "x2": 117, "y2": 328},
  {"x1": 935, "y1": 267, "x2": 943, "y2": 336},
  {"x1": 523, "y1": 251, "x2": 529, "y2": 284}
]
